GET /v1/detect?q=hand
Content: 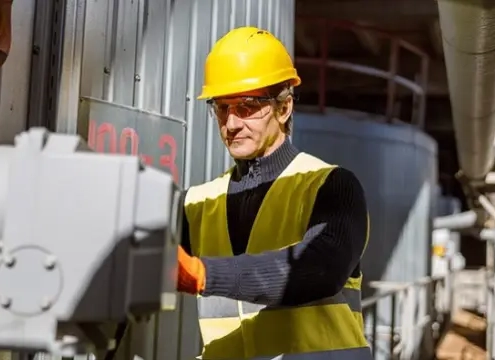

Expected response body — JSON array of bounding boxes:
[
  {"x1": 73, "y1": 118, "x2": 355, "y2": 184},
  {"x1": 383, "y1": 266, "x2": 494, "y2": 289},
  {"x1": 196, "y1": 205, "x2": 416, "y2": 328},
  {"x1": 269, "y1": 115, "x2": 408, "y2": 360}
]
[{"x1": 177, "y1": 246, "x2": 206, "y2": 295}]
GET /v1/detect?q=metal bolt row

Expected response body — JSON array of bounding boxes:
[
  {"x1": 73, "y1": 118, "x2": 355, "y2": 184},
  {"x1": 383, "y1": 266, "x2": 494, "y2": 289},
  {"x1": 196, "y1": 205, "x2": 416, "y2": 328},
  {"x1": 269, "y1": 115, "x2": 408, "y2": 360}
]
[
  {"x1": 0, "y1": 254, "x2": 57, "y2": 269},
  {"x1": 0, "y1": 296, "x2": 53, "y2": 311},
  {"x1": 0, "y1": 254, "x2": 58, "y2": 311}
]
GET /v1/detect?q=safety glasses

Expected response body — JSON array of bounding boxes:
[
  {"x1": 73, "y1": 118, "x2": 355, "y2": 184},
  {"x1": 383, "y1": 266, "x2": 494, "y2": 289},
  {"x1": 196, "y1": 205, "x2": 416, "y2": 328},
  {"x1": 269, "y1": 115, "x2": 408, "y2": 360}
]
[{"x1": 206, "y1": 96, "x2": 275, "y2": 120}]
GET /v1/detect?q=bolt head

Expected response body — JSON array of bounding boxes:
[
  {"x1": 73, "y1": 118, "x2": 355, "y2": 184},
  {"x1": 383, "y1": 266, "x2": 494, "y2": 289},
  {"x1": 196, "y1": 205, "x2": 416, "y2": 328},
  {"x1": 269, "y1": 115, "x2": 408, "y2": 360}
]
[
  {"x1": 44, "y1": 255, "x2": 57, "y2": 270},
  {"x1": 0, "y1": 296, "x2": 11, "y2": 308},
  {"x1": 40, "y1": 297, "x2": 52, "y2": 311},
  {"x1": 3, "y1": 255, "x2": 15, "y2": 267}
]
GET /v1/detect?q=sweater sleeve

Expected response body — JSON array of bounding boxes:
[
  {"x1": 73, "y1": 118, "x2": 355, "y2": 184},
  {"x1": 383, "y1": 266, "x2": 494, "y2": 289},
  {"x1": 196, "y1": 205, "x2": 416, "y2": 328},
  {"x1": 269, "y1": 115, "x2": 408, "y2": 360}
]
[{"x1": 200, "y1": 167, "x2": 369, "y2": 306}]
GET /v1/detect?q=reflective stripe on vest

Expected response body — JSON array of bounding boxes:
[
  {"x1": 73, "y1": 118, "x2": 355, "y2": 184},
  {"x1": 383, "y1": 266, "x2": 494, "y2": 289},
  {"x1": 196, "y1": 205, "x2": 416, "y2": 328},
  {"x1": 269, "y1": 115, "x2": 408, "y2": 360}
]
[
  {"x1": 199, "y1": 287, "x2": 362, "y2": 319},
  {"x1": 185, "y1": 152, "x2": 371, "y2": 359}
]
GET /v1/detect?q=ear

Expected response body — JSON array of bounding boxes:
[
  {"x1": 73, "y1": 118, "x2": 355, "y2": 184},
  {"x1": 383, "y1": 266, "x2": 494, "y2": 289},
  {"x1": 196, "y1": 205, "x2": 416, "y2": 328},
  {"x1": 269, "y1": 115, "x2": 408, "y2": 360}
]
[{"x1": 276, "y1": 96, "x2": 294, "y2": 126}]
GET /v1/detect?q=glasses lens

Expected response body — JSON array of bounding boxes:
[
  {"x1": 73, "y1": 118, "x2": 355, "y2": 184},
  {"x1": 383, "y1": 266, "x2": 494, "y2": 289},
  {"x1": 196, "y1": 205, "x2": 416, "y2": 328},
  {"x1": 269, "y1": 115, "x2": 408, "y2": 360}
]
[
  {"x1": 234, "y1": 100, "x2": 263, "y2": 118},
  {"x1": 210, "y1": 98, "x2": 272, "y2": 120}
]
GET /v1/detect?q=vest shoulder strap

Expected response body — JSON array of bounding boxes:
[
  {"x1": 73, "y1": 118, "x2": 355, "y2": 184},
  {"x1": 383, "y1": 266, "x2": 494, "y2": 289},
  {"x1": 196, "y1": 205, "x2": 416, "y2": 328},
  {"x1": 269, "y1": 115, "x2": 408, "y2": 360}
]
[
  {"x1": 185, "y1": 152, "x2": 336, "y2": 205},
  {"x1": 185, "y1": 167, "x2": 234, "y2": 206},
  {"x1": 282, "y1": 152, "x2": 337, "y2": 177}
]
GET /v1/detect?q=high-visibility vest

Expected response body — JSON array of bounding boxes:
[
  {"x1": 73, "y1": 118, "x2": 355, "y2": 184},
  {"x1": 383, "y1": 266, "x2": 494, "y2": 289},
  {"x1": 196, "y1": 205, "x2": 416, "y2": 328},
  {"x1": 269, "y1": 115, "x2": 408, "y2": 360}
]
[{"x1": 185, "y1": 152, "x2": 372, "y2": 360}]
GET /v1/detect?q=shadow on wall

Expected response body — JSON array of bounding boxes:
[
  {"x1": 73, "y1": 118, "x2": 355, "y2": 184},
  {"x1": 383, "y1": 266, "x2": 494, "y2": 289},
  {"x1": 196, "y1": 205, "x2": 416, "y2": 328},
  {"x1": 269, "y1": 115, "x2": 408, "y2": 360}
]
[{"x1": 292, "y1": 108, "x2": 438, "y2": 298}]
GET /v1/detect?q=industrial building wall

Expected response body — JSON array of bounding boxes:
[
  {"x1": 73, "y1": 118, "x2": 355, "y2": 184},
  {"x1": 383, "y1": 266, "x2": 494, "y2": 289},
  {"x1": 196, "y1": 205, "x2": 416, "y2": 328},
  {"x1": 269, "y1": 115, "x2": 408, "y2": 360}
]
[
  {"x1": 293, "y1": 108, "x2": 438, "y2": 295},
  {"x1": 50, "y1": 1, "x2": 296, "y2": 359},
  {"x1": 58, "y1": 0, "x2": 294, "y2": 188}
]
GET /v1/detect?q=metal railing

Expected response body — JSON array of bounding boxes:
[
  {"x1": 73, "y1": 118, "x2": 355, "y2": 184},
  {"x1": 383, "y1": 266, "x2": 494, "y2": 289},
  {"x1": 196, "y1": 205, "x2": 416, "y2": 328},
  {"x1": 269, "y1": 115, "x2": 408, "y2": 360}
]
[
  {"x1": 0, "y1": 273, "x2": 455, "y2": 360},
  {"x1": 295, "y1": 18, "x2": 430, "y2": 128},
  {"x1": 362, "y1": 273, "x2": 452, "y2": 359}
]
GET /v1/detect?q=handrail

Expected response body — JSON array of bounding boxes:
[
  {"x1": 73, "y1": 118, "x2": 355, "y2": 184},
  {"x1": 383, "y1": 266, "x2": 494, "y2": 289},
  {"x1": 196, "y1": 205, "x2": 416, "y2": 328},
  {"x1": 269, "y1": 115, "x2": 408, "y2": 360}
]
[
  {"x1": 361, "y1": 274, "x2": 451, "y2": 359},
  {"x1": 362, "y1": 287, "x2": 405, "y2": 309},
  {"x1": 295, "y1": 59, "x2": 424, "y2": 96},
  {"x1": 3, "y1": 271, "x2": 458, "y2": 360},
  {"x1": 295, "y1": 18, "x2": 430, "y2": 128}
]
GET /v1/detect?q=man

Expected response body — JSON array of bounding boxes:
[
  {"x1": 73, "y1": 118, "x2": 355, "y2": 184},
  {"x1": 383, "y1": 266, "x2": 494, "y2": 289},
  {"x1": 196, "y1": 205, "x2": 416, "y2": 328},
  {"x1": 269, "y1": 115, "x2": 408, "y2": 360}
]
[{"x1": 177, "y1": 27, "x2": 372, "y2": 360}]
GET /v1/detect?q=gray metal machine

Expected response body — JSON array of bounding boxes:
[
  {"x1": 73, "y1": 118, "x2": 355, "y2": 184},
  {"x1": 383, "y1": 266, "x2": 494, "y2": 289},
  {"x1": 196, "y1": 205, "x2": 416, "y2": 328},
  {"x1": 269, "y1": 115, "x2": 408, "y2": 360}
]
[{"x1": 0, "y1": 128, "x2": 181, "y2": 357}]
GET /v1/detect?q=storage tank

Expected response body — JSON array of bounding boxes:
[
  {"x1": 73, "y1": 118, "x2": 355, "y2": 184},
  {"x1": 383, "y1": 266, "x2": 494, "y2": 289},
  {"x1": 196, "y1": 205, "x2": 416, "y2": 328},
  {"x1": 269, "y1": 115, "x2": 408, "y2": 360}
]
[{"x1": 293, "y1": 107, "x2": 438, "y2": 296}]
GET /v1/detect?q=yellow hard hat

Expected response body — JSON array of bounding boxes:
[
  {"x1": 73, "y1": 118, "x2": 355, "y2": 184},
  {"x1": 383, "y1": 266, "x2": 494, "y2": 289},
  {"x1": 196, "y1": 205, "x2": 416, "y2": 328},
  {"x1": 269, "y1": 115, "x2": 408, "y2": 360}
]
[{"x1": 198, "y1": 27, "x2": 301, "y2": 100}]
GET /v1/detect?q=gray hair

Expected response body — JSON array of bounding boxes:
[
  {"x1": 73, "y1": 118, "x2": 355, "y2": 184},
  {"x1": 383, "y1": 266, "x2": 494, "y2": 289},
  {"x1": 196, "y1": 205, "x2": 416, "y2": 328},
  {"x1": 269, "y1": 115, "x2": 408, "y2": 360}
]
[{"x1": 268, "y1": 81, "x2": 294, "y2": 135}]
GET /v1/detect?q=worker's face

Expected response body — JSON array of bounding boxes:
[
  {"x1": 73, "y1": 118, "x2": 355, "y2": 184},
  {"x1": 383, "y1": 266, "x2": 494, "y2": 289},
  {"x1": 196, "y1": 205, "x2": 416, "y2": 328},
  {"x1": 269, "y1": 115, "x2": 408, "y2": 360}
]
[{"x1": 210, "y1": 88, "x2": 293, "y2": 160}]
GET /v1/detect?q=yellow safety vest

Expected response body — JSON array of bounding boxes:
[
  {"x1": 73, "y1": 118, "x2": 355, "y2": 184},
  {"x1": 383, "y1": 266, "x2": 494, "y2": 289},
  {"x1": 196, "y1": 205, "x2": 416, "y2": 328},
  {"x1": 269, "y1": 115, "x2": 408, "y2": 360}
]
[{"x1": 185, "y1": 152, "x2": 372, "y2": 360}]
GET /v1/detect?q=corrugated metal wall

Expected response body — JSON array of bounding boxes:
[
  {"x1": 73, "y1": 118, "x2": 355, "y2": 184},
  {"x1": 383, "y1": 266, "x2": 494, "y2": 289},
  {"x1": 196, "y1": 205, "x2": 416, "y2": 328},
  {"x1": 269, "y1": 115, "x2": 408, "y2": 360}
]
[
  {"x1": 293, "y1": 107, "x2": 438, "y2": 293},
  {"x1": 59, "y1": 0, "x2": 294, "y2": 188},
  {"x1": 52, "y1": 1, "x2": 295, "y2": 359}
]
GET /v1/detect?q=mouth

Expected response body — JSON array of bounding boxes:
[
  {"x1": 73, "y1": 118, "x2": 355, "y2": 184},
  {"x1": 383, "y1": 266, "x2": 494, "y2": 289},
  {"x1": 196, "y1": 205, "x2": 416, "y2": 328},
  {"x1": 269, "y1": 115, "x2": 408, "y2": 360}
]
[{"x1": 228, "y1": 137, "x2": 246, "y2": 142}]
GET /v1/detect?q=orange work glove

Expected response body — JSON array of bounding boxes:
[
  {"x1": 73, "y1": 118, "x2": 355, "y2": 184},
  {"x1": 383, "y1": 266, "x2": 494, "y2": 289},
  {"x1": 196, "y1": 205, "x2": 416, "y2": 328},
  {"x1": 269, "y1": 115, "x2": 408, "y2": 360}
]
[{"x1": 177, "y1": 245, "x2": 206, "y2": 295}]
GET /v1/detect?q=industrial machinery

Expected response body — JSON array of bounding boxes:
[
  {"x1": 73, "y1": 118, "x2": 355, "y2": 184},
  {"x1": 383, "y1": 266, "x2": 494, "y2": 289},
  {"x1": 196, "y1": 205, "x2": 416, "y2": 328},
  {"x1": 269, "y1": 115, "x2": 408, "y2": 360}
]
[{"x1": 0, "y1": 128, "x2": 182, "y2": 357}]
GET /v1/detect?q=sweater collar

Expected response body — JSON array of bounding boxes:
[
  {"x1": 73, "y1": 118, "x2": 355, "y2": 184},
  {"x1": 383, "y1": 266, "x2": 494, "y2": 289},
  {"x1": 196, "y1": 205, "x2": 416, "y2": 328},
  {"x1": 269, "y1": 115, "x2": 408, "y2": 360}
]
[{"x1": 233, "y1": 137, "x2": 299, "y2": 182}]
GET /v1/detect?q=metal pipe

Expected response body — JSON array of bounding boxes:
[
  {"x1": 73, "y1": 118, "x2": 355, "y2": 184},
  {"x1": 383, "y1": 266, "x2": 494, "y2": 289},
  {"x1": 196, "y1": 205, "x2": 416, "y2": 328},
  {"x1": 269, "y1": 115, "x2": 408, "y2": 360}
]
[
  {"x1": 390, "y1": 295, "x2": 397, "y2": 357},
  {"x1": 433, "y1": 210, "x2": 477, "y2": 230},
  {"x1": 416, "y1": 56, "x2": 429, "y2": 128},
  {"x1": 386, "y1": 40, "x2": 399, "y2": 122},
  {"x1": 396, "y1": 38, "x2": 428, "y2": 58},
  {"x1": 479, "y1": 194, "x2": 495, "y2": 219},
  {"x1": 437, "y1": 0, "x2": 495, "y2": 180},
  {"x1": 480, "y1": 229, "x2": 495, "y2": 242}
]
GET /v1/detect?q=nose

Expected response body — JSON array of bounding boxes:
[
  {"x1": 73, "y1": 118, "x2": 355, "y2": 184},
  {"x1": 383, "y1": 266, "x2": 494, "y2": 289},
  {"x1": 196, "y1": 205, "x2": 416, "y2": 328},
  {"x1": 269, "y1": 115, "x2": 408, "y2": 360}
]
[{"x1": 225, "y1": 110, "x2": 243, "y2": 132}]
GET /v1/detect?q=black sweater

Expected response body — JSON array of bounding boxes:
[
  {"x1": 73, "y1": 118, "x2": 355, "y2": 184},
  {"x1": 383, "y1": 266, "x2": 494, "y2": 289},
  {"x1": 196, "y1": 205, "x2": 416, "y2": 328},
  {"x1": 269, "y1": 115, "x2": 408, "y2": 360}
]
[{"x1": 181, "y1": 138, "x2": 368, "y2": 307}]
